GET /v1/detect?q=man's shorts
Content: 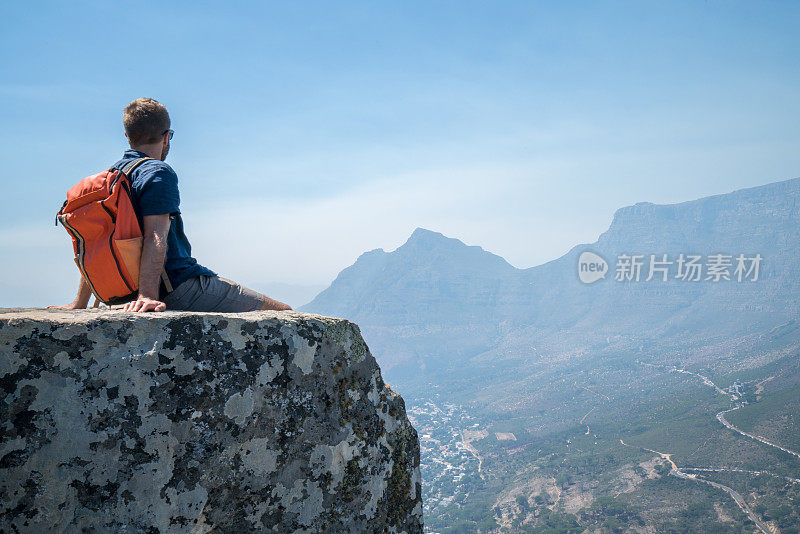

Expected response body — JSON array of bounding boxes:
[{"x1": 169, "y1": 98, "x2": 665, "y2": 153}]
[{"x1": 163, "y1": 275, "x2": 266, "y2": 312}]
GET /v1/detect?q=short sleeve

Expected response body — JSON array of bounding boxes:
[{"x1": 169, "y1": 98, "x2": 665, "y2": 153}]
[{"x1": 137, "y1": 166, "x2": 180, "y2": 216}]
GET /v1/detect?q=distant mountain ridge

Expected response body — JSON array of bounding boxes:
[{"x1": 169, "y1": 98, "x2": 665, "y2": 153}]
[{"x1": 300, "y1": 177, "x2": 800, "y2": 384}]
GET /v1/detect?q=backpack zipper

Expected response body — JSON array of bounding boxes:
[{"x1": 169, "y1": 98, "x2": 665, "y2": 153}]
[
  {"x1": 58, "y1": 215, "x2": 102, "y2": 303},
  {"x1": 55, "y1": 200, "x2": 67, "y2": 226}
]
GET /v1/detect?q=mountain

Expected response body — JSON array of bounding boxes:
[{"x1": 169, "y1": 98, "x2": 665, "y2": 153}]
[
  {"x1": 301, "y1": 177, "x2": 800, "y2": 532},
  {"x1": 301, "y1": 178, "x2": 800, "y2": 384},
  {"x1": 302, "y1": 227, "x2": 517, "y2": 377}
]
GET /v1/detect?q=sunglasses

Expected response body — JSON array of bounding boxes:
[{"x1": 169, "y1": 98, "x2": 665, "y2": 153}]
[{"x1": 163, "y1": 129, "x2": 174, "y2": 140}]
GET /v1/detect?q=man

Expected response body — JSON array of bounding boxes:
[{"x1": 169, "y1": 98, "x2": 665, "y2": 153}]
[{"x1": 51, "y1": 98, "x2": 291, "y2": 313}]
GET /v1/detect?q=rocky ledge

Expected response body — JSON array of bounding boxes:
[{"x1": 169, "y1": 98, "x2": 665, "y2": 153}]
[{"x1": 0, "y1": 309, "x2": 422, "y2": 533}]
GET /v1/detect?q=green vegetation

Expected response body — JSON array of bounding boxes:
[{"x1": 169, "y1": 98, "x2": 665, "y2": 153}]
[
  {"x1": 411, "y1": 341, "x2": 800, "y2": 533},
  {"x1": 726, "y1": 383, "x2": 800, "y2": 452}
]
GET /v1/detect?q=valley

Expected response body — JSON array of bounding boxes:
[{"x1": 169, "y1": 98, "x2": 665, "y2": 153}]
[{"x1": 403, "y1": 344, "x2": 800, "y2": 533}]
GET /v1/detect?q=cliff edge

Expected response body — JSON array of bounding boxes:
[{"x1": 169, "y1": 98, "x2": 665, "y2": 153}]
[{"x1": 0, "y1": 309, "x2": 422, "y2": 533}]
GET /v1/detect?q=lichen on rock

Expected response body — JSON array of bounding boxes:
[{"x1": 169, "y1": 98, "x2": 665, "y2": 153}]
[{"x1": 0, "y1": 308, "x2": 422, "y2": 533}]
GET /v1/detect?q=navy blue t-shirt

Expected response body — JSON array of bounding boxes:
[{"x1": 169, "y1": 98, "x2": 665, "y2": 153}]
[{"x1": 114, "y1": 149, "x2": 214, "y2": 297}]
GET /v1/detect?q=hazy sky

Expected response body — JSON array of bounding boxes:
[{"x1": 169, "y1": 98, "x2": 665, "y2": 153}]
[{"x1": 2, "y1": 1, "x2": 799, "y2": 306}]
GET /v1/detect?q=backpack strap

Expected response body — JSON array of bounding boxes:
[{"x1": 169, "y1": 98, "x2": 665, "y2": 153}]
[
  {"x1": 161, "y1": 271, "x2": 174, "y2": 294},
  {"x1": 119, "y1": 157, "x2": 153, "y2": 177},
  {"x1": 116, "y1": 156, "x2": 175, "y2": 296}
]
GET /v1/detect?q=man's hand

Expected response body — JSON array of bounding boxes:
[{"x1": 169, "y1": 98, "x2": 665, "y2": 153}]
[
  {"x1": 47, "y1": 277, "x2": 91, "y2": 310},
  {"x1": 122, "y1": 296, "x2": 166, "y2": 313}
]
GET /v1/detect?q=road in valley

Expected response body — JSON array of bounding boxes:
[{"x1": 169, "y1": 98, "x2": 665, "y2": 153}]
[
  {"x1": 640, "y1": 361, "x2": 800, "y2": 459},
  {"x1": 717, "y1": 407, "x2": 800, "y2": 460},
  {"x1": 681, "y1": 467, "x2": 800, "y2": 484},
  {"x1": 622, "y1": 366, "x2": 800, "y2": 534},
  {"x1": 619, "y1": 439, "x2": 771, "y2": 534},
  {"x1": 669, "y1": 468, "x2": 772, "y2": 534}
]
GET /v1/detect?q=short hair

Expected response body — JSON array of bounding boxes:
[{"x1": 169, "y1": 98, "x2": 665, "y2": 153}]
[{"x1": 123, "y1": 98, "x2": 170, "y2": 146}]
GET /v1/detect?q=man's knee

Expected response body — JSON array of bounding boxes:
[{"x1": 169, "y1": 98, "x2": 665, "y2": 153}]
[{"x1": 259, "y1": 296, "x2": 292, "y2": 311}]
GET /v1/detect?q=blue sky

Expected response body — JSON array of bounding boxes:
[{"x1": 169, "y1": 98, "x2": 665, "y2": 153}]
[{"x1": 1, "y1": 1, "x2": 799, "y2": 306}]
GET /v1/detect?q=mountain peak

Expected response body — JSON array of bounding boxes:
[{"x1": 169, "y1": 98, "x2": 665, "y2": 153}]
[
  {"x1": 396, "y1": 228, "x2": 512, "y2": 271},
  {"x1": 404, "y1": 227, "x2": 449, "y2": 245},
  {"x1": 300, "y1": 227, "x2": 515, "y2": 316}
]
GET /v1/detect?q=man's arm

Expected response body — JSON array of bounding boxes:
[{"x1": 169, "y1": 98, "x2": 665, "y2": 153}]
[
  {"x1": 122, "y1": 214, "x2": 170, "y2": 313},
  {"x1": 47, "y1": 276, "x2": 92, "y2": 310}
]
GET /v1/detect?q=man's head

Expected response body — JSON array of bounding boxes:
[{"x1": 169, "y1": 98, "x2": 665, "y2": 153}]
[{"x1": 123, "y1": 98, "x2": 172, "y2": 161}]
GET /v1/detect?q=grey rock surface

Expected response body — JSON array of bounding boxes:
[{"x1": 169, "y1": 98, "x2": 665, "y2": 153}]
[{"x1": 0, "y1": 309, "x2": 422, "y2": 533}]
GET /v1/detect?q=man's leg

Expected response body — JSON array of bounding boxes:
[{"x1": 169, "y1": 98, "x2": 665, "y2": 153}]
[
  {"x1": 258, "y1": 294, "x2": 293, "y2": 311},
  {"x1": 163, "y1": 275, "x2": 291, "y2": 312}
]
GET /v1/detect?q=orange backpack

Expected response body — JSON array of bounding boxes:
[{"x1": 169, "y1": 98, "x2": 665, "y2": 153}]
[{"x1": 56, "y1": 158, "x2": 171, "y2": 305}]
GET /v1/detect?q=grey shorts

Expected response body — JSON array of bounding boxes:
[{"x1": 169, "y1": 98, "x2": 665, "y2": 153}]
[{"x1": 163, "y1": 275, "x2": 266, "y2": 312}]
